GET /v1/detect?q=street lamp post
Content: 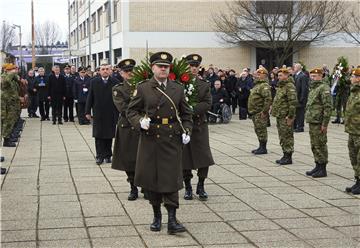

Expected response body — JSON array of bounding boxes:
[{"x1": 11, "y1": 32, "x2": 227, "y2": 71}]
[{"x1": 13, "y1": 24, "x2": 22, "y2": 71}]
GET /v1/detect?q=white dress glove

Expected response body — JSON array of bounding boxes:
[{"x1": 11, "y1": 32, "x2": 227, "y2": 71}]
[
  {"x1": 140, "y1": 117, "x2": 151, "y2": 130},
  {"x1": 74, "y1": 99, "x2": 78, "y2": 103},
  {"x1": 182, "y1": 133, "x2": 191, "y2": 144}
]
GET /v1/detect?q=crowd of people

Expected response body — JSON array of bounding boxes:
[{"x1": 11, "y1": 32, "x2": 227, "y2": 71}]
[{"x1": 1, "y1": 53, "x2": 360, "y2": 235}]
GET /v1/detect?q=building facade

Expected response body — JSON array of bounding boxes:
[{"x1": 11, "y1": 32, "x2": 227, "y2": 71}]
[{"x1": 68, "y1": 0, "x2": 360, "y2": 72}]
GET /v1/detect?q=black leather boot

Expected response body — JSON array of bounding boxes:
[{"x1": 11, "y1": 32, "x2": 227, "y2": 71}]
[
  {"x1": 1, "y1": 167, "x2": 6, "y2": 175},
  {"x1": 254, "y1": 141, "x2": 267, "y2": 155},
  {"x1": 306, "y1": 162, "x2": 320, "y2": 176},
  {"x1": 312, "y1": 163, "x2": 327, "y2": 178},
  {"x1": 0, "y1": 156, "x2": 4, "y2": 162},
  {"x1": 346, "y1": 176, "x2": 359, "y2": 193},
  {"x1": 3, "y1": 138, "x2": 16, "y2": 147},
  {"x1": 275, "y1": 154, "x2": 285, "y2": 164},
  {"x1": 251, "y1": 142, "x2": 260, "y2": 154},
  {"x1": 128, "y1": 182, "x2": 138, "y2": 201},
  {"x1": 166, "y1": 206, "x2": 185, "y2": 235},
  {"x1": 279, "y1": 152, "x2": 292, "y2": 165},
  {"x1": 332, "y1": 117, "x2": 340, "y2": 124},
  {"x1": 196, "y1": 178, "x2": 208, "y2": 201},
  {"x1": 184, "y1": 179, "x2": 193, "y2": 200},
  {"x1": 150, "y1": 205, "x2": 162, "y2": 231}
]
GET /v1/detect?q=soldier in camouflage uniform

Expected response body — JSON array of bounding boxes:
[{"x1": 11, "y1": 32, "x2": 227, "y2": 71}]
[
  {"x1": 271, "y1": 68, "x2": 298, "y2": 165},
  {"x1": 344, "y1": 68, "x2": 360, "y2": 194},
  {"x1": 248, "y1": 68, "x2": 272, "y2": 154},
  {"x1": 305, "y1": 68, "x2": 332, "y2": 178},
  {"x1": 1, "y1": 64, "x2": 20, "y2": 147}
]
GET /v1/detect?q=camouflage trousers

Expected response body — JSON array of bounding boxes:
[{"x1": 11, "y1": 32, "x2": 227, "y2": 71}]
[
  {"x1": 309, "y1": 123, "x2": 328, "y2": 164},
  {"x1": 276, "y1": 117, "x2": 294, "y2": 153},
  {"x1": 251, "y1": 112, "x2": 268, "y2": 142},
  {"x1": 348, "y1": 134, "x2": 360, "y2": 177},
  {"x1": 1, "y1": 100, "x2": 18, "y2": 138}
]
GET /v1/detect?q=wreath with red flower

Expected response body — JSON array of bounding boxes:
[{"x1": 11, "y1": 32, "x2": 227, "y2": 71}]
[{"x1": 130, "y1": 57, "x2": 198, "y2": 108}]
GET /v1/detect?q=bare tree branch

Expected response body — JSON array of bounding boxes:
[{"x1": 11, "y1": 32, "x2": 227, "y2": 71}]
[
  {"x1": 0, "y1": 21, "x2": 16, "y2": 52},
  {"x1": 35, "y1": 21, "x2": 62, "y2": 54},
  {"x1": 338, "y1": 2, "x2": 360, "y2": 44},
  {"x1": 212, "y1": 1, "x2": 345, "y2": 67}
]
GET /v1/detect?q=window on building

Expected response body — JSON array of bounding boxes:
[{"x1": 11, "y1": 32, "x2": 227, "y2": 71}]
[
  {"x1": 113, "y1": 1, "x2": 118, "y2": 22},
  {"x1": 256, "y1": 1, "x2": 292, "y2": 15},
  {"x1": 79, "y1": 24, "x2": 83, "y2": 40},
  {"x1": 105, "y1": 51, "x2": 109, "y2": 60},
  {"x1": 86, "y1": 18, "x2": 89, "y2": 37},
  {"x1": 92, "y1": 53, "x2": 97, "y2": 66},
  {"x1": 83, "y1": 21, "x2": 87, "y2": 38},
  {"x1": 104, "y1": 2, "x2": 110, "y2": 26},
  {"x1": 92, "y1": 13, "x2": 96, "y2": 33},
  {"x1": 114, "y1": 48, "x2": 122, "y2": 64},
  {"x1": 97, "y1": 8, "x2": 102, "y2": 30},
  {"x1": 98, "y1": 52, "x2": 103, "y2": 62}
]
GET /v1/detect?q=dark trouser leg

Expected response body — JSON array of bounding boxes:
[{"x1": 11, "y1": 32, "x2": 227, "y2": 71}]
[
  {"x1": 39, "y1": 100, "x2": 45, "y2": 118},
  {"x1": 147, "y1": 191, "x2": 164, "y2": 207},
  {"x1": 231, "y1": 96, "x2": 237, "y2": 113},
  {"x1": 95, "y1": 138, "x2": 104, "y2": 159},
  {"x1": 125, "y1": 171, "x2": 135, "y2": 183},
  {"x1": 125, "y1": 171, "x2": 138, "y2": 200},
  {"x1": 68, "y1": 98, "x2": 74, "y2": 121},
  {"x1": 105, "y1": 139, "x2": 113, "y2": 158},
  {"x1": 77, "y1": 103, "x2": 85, "y2": 124},
  {"x1": 45, "y1": 100, "x2": 50, "y2": 118},
  {"x1": 63, "y1": 99, "x2": 69, "y2": 121},
  {"x1": 197, "y1": 167, "x2": 209, "y2": 179},
  {"x1": 183, "y1": 170, "x2": 193, "y2": 200},
  {"x1": 295, "y1": 107, "x2": 305, "y2": 130}
]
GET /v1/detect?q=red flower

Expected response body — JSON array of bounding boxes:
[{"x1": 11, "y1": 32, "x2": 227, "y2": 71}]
[
  {"x1": 180, "y1": 73, "x2": 190, "y2": 83},
  {"x1": 168, "y1": 72, "x2": 176, "y2": 80},
  {"x1": 142, "y1": 71, "x2": 148, "y2": 79}
]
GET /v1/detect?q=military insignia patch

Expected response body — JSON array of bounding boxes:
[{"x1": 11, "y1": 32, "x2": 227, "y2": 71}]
[
  {"x1": 193, "y1": 55, "x2": 198, "y2": 60},
  {"x1": 125, "y1": 60, "x2": 130, "y2": 65},
  {"x1": 161, "y1": 54, "x2": 167, "y2": 59}
]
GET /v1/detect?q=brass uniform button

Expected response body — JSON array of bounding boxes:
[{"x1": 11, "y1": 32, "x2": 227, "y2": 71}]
[
  {"x1": 157, "y1": 115, "x2": 160, "y2": 119},
  {"x1": 169, "y1": 134, "x2": 173, "y2": 138},
  {"x1": 146, "y1": 132, "x2": 149, "y2": 135},
  {"x1": 170, "y1": 107, "x2": 174, "y2": 110},
  {"x1": 157, "y1": 125, "x2": 160, "y2": 129},
  {"x1": 156, "y1": 134, "x2": 160, "y2": 138},
  {"x1": 131, "y1": 127, "x2": 134, "y2": 130},
  {"x1": 157, "y1": 106, "x2": 160, "y2": 110},
  {"x1": 121, "y1": 124, "x2": 124, "y2": 127},
  {"x1": 169, "y1": 125, "x2": 173, "y2": 129}
]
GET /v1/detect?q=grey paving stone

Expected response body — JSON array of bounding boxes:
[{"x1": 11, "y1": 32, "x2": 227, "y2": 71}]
[
  {"x1": 38, "y1": 227, "x2": 88, "y2": 241},
  {"x1": 0, "y1": 230, "x2": 36, "y2": 242},
  {"x1": 273, "y1": 217, "x2": 327, "y2": 229},
  {"x1": 184, "y1": 222, "x2": 234, "y2": 233},
  {"x1": 259, "y1": 209, "x2": 308, "y2": 219},
  {"x1": 289, "y1": 227, "x2": 347, "y2": 240},
  {"x1": 88, "y1": 225, "x2": 137, "y2": 238},
  {"x1": 39, "y1": 239, "x2": 91, "y2": 248},
  {"x1": 92, "y1": 236, "x2": 145, "y2": 248},
  {"x1": 217, "y1": 211, "x2": 266, "y2": 221},
  {"x1": 85, "y1": 216, "x2": 132, "y2": 227},
  {"x1": 316, "y1": 215, "x2": 360, "y2": 227},
  {"x1": 300, "y1": 207, "x2": 349, "y2": 217},
  {"x1": 242, "y1": 229, "x2": 298, "y2": 243},
  {"x1": 256, "y1": 240, "x2": 312, "y2": 248},
  {"x1": 0, "y1": 219, "x2": 37, "y2": 231},
  {"x1": 192, "y1": 232, "x2": 248, "y2": 245},
  {"x1": 0, "y1": 241, "x2": 37, "y2": 248},
  {"x1": 230, "y1": 219, "x2": 281, "y2": 231},
  {"x1": 336, "y1": 226, "x2": 360, "y2": 238},
  {"x1": 38, "y1": 217, "x2": 84, "y2": 229},
  {"x1": 307, "y1": 238, "x2": 359, "y2": 248}
]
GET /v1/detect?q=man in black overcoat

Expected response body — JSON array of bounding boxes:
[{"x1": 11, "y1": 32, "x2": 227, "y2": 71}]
[{"x1": 85, "y1": 64, "x2": 119, "y2": 165}]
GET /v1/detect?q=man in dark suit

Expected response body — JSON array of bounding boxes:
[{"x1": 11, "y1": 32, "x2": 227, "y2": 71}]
[
  {"x1": 73, "y1": 67, "x2": 90, "y2": 125},
  {"x1": 293, "y1": 63, "x2": 309, "y2": 132},
  {"x1": 63, "y1": 64, "x2": 75, "y2": 122},
  {"x1": 85, "y1": 64, "x2": 119, "y2": 165},
  {"x1": 48, "y1": 65, "x2": 66, "y2": 125},
  {"x1": 34, "y1": 67, "x2": 50, "y2": 121}
]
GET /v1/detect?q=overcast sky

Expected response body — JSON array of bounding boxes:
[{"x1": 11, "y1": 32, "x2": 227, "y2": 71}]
[{"x1": 0, "y1": 0, "x2": 68, "y2": 45}]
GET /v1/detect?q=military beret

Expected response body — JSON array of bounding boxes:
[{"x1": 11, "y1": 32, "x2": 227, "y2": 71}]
[
  {"x1": 150, "y1": 52, "x2": 173, "y2": 66},
  {"x1": 117, "y1": 59, "x2": 136, "y2": 71},
  {"x1": 278, "y1": 68, "x2": 290, "y2": 74},
  {"x1": 185, "y1": 54, "x2": 202, "y2": 66},
  {"x1": 309, "y1": 68, "x2": 323, "y2": 75},
  {"x1": 256, "y1": 68, "x2": 268, "y2": 75},
  {"x1": 78, "y1": 67, "x2": 86, "y2": 72},
  {"x1": 352, "y1": 68, "x2": 360, "y2": 76},
  {"x1": 2, "y1": 63, "x2": 16, "y2": 71}
]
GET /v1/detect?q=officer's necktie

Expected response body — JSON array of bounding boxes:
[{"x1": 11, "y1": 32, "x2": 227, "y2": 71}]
[
  {"x1": 103, "y1": 79, "x2": 108, "y2": 84},
  {"x1": 160, "y1": 83, "x2": 166, "y2": 91}
]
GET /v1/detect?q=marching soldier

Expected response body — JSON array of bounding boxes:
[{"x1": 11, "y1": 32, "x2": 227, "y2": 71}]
[
  {"x1": 271, "y1": 68, "x2": 297, "y2": 165},
  {"x1": 248, "y1": 68, "x2": 272, "y2": 154},
  {"x1": 127, "y1": 52, "x2": 192, "y2": 235},
  {"x1": 344, "y1": 68, "x2": 360, "y2": 194},
  {"x1": 1, "y1": 63, "x2": 20, "y2": 147},
  {"x1": 111, "y1": 59, "x2": 140, "y2": 201},
  {"x1": 305, "y1": 68, "x2": 332, "y2": 178},
  {"x1": 182, "y1": 54, "x2": 215, "y2": 201}
]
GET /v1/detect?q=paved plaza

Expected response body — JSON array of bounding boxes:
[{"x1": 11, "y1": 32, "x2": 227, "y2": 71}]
[{"x1": 1, "y1": 114, "x2": 359, "y2": 248}]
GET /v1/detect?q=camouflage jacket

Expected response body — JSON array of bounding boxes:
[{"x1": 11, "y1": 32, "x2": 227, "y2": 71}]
[
  {"x1": 271, "y1": 79, "x2": 297, "y2": 118},
  {"x1": 248, "y1": 79, "x2": 272, "y2": 115},
  {"x1": 305, "y1": 80, "x2": 332, "y2": 127},
  {"x1": 1, "y1": 73, "x2": 20, "y2": 103},
  {"x1": 345, "y1": 84, "x2": 360, "y2": 135}
]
